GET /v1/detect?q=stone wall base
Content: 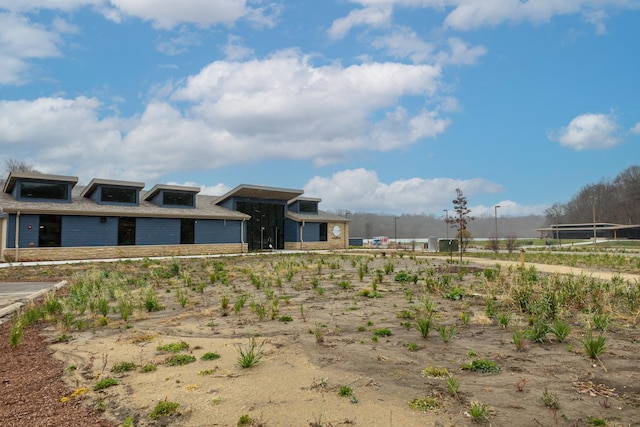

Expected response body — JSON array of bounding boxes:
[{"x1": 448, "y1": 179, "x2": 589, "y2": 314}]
[{"x1": 2, "y1": 243, "x2": 248, "y2": 263}]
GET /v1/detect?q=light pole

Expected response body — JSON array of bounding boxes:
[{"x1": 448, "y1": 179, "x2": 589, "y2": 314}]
[
  {"x1": 591, "y1": 197, "x2": 597, "y2": 246},
  {"x1": 443, "y1": 209, "x2": 451, "y2": 262},
  {"x1": 494, "y1": 205, "x2": 500, "y2": 251},
  {"x1": 394, "y1": 217, "x2": 398, "y2": 248},
  {"x1": 443, "y1": 209, "x2": 449, "y2": 240}
]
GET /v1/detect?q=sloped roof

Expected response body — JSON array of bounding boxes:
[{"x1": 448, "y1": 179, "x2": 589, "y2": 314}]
[
  {"x1": 3, "y1": 172, "x2": 78, "y2": 194},
  {"x1": 215, "y1": 184, "x2": 304, "y2": 205},
  {"x1": 286, "y1": 210, "x2": 350, "y2": 223},
  {"x1": 143, "y1": 184, "x2": 201, "y2": 201},
  {"x1": 0, "y1": 186, "x2": 249, "y2": 220},
  {"x1": 80, "y1": 178, "x2": 145, "y2": 198}
]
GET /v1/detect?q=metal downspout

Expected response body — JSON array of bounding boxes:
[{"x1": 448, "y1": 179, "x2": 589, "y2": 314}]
[
  {"x1": 15, "y1": 210, "x2": 20, "y2": 262},
  {"x1": 241, "y1": 219, "x2": 246, "y2": 253},
  {"x1": 300, "y1": 221, "x2": 305, "y2": 250}
]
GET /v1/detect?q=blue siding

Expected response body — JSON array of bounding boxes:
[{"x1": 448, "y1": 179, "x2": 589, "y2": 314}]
[
  {"x1": 196, "y1": 219, "x2": 241, "y2": 244},
  {"x1": 6, "y1": 214, "x2": 40, "y2": 248},
  {"x1": 136, "y1": 218, "x2": 180, "y2": 245},
  {"x1": 302, "y1": 222, "x2": 320, "y2": 242},
  {"x1": 62, "y1": 216, "x2": 118, "y2": 247},
  {"x1": 284, "y1": 218, "x2": 299, "y2": 242}
]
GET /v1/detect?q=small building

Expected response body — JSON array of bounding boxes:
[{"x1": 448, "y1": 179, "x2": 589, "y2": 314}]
[{"x1": 0, "y1": 172, "x2": 349, "y2": 262}]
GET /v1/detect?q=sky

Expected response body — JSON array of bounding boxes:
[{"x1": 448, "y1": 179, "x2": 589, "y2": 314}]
[{"x1": 1, "y1": 1, "x2": 639, "y2": 218}]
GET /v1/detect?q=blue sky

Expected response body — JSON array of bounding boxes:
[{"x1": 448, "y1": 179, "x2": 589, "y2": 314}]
[{"x1": 1, "y1": 1, "x2": 639, "y2": 217}]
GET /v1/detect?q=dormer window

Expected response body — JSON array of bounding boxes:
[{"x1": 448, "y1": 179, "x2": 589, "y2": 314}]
[
  {"x1": 101, "y1": 186, "x2": 137, "y2": 204},
  {"x1": 163, "y1": 191, "x2": 195, "y2": 207},
  {"x1": 299, "y1": 201, "x2": 318, "y2": 214},
  {"x1": 80, "y1": 178, "x2": 144, "y2": 206},
  {"x1": 21, "y1": 181, "x2": 69, "y2": 200},
  {"x1": 143, "y1": 184, "x2": 200, "y2": 208}
]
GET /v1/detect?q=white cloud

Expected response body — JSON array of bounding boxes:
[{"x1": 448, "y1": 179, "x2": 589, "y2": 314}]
[
  {"x1": 167, "y1": 181, "x2": 231, "y2": 196},
  {"x1": 0, "y1": 0, "x2": 103, "y2": 12},
  {"x1": 155, "y1": 27, "x2": 202, "y2": 56},
  {"x1": 0, "y1": 13, "x2": 63, "y2": 84},
  {"x1": 371, "y1": 27, "x2": 434, "y2": 63},
  {"x1": 222, "y1": 34, "x2": 255, "y2": 61},
  {"x1": 339, "y1": 0, "x2": 630, "y2": 33},
  {"x1": 109, "y1": 0, "x2": 250, "y2": 29},
  {"x1": 0, "y1": 96, "x2": 124, "y2": 177},
  {"x1": 630, "y1": 122, "x2": 640, "y2": 135},
  {"x1": 551, "y1": 113, "x2": 621, "y2": 150},
  {"x1": 0, "y1": 50, "x2": 451, "y2": 183},
  {"x1": 327, "y1": 5, "x2": 393, "y2": 40},
  {"x1": 303, "y1": 168, "x2": 503, "y2": 214},
  {"x1": 171, "y1": 50, "x2": 448, "y2": 164},
  {"x1": 437, "y1": 38, "x2": 487, "y2": 65}
]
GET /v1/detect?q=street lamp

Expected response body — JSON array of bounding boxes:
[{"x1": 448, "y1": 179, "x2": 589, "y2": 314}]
[
  {"x1": 394, "y1": 217, "x2": 398, "y2": 248},
  {"x1": 494, "y1": 205, "x2": 500, "y2": 251},
  {"x1": 443, "y1": 209, "x2": 449, "y2": 240},
  {"x1": 591, "y1": 197, "x2": 597, "y2": 246}
]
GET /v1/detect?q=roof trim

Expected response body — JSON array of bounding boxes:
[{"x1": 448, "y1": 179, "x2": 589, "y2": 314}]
[
  {"x1": 143, "y1": 184, "x2": 201, "y2": 201},
  {"x1": 215, "y1": 184, "x2": 304, "y2": 205},
  {"x1": 3, "y1": 171, "x2": 79, "y2": 194},
  {"x1": 80, "y1": 178, "x2": 146, "y2": 198}
]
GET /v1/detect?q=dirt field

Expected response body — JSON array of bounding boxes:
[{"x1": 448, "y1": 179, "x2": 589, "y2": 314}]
[{"x1": 2, "y1": 252, "x2": 640, "y2": 426}]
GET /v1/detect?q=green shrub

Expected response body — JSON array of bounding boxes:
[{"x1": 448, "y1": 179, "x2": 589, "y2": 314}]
[
  {"x1": 201, "y1": 352, "x2": 221, "y2": 361},
  {"x1": 462, "y1": 359, "x2": 501, "y2": 374},
  {"x1": 166, "y1": 354, "x2": 196, "y2": 366},
  {"x1": 157, "y1": 341, "x2": 189, "y2": 353},
  {"x1": 111, "y1": 361, "x2": 136, "y2": 373},
  {"x1": 94, "y1": 377, "x2": 118, "y2": 391},
  {"x1": 149, "y1": 400, "x2": 180, "y2": 420}
]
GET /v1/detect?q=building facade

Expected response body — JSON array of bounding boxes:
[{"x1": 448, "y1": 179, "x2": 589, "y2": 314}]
[{"x1": 0, "y1": 172, "x2": 349, "y2": 262}]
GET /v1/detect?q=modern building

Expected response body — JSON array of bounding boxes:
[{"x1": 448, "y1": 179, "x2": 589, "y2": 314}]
[
  {"x1": 536, "y1": 223, "x2": 640, "y2": 240},
  {"x1": 0, "y1": 172, "x2": 350, "y2": 262}
]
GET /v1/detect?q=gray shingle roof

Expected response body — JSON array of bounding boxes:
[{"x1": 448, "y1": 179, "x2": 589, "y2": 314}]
[{"x1": 0, "y1": 186, "x2": 249, "y2": 220}]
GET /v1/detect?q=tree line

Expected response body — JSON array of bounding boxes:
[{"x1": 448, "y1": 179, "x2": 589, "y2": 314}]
[{"x1": 544, "y1": 165, "x2": 640, "y2": 226}]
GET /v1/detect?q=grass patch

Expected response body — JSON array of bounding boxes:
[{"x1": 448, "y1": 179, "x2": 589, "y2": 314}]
[
  {"x1": 93, "y1": 377, "x2": 118, "y2": 391},
  {"x1": 461, "y1": 359, "x2": 501, "y2": 374},
  {"x1": 149, "y1": 400, "x2": 180, "y2": 420},
  {"x1": 166, "y1": 354, "x2": 196, "y2": 366},
  {"x1": 157, "y1": 341, "x2": 189, "y2": 353}
]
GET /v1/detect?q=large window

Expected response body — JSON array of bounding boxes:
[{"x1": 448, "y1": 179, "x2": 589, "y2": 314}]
[
  {"x1": 21, "y1": 181, "x2": 68, "y2": 200},
  {"x1": 101, "y1": 186, "x2": 137, "y2": 204},
  {"x1": 39, "y1": 215, "x2": 62, "y2": 247},
  {"x1": 163, "y1": 191, "x2": 195, "y2": 207},
  {"x1": 181, "y1": 219, "x2": 195, "y2": 244},
  {"x1": 319, "y1": 223, "x2": 328, "y2": 241},
  {"x1": 236, "y1": 201, "x2": 285, "y2": 251},
  {"x1": 299, "y1": 201, "x2": 318, "y2": 213},
  {"x1": 118, "y1": 217, "x2": 136, "y2": 245}
]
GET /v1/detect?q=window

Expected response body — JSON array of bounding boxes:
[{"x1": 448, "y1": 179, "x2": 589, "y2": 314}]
[
  {"x1": 39, "y1": 215, "x2": 62, "y2": 247},
  {"x1": 319, "y1": 223, "x2": 328, "y2": 241},
  {"x1": 118, "y1": 217, "x2": 136, "y2": 245},
  {"x1": 181, "y1": 219, "x2": 195, "y2": 244},
  {"x1": 163, "y1": 191, "x2": 195, "y2": 207},
  {"x1": 299, "y1": 201, "x2": 318, "y2": 213},
  {"x1": 21, "y1": 181, "x2": 68, "y2": 200},
  {"x1": 101, "y1": 186, "x2": 137, "y2": 204}
]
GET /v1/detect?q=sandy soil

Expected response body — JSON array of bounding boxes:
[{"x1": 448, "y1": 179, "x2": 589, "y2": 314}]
[{"x1": 3, "y1": 252, "x2": 640, "y2": 426}]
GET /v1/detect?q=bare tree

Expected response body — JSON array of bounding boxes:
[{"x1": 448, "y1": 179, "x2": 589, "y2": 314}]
[
  {"x1": 446, "y1": 188, "x2": 475, "y2": 262},
  {"x1": 505, "y1": 235, "x2": 519, "y2": 253},
  {"x1": 1, "y1": 159, "x2": 40, "y2": 186}
]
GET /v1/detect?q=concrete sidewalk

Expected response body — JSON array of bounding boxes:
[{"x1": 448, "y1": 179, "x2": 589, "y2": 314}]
[{"x1": 0, "y1": 281, "x2": 65, "y2": 323}]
